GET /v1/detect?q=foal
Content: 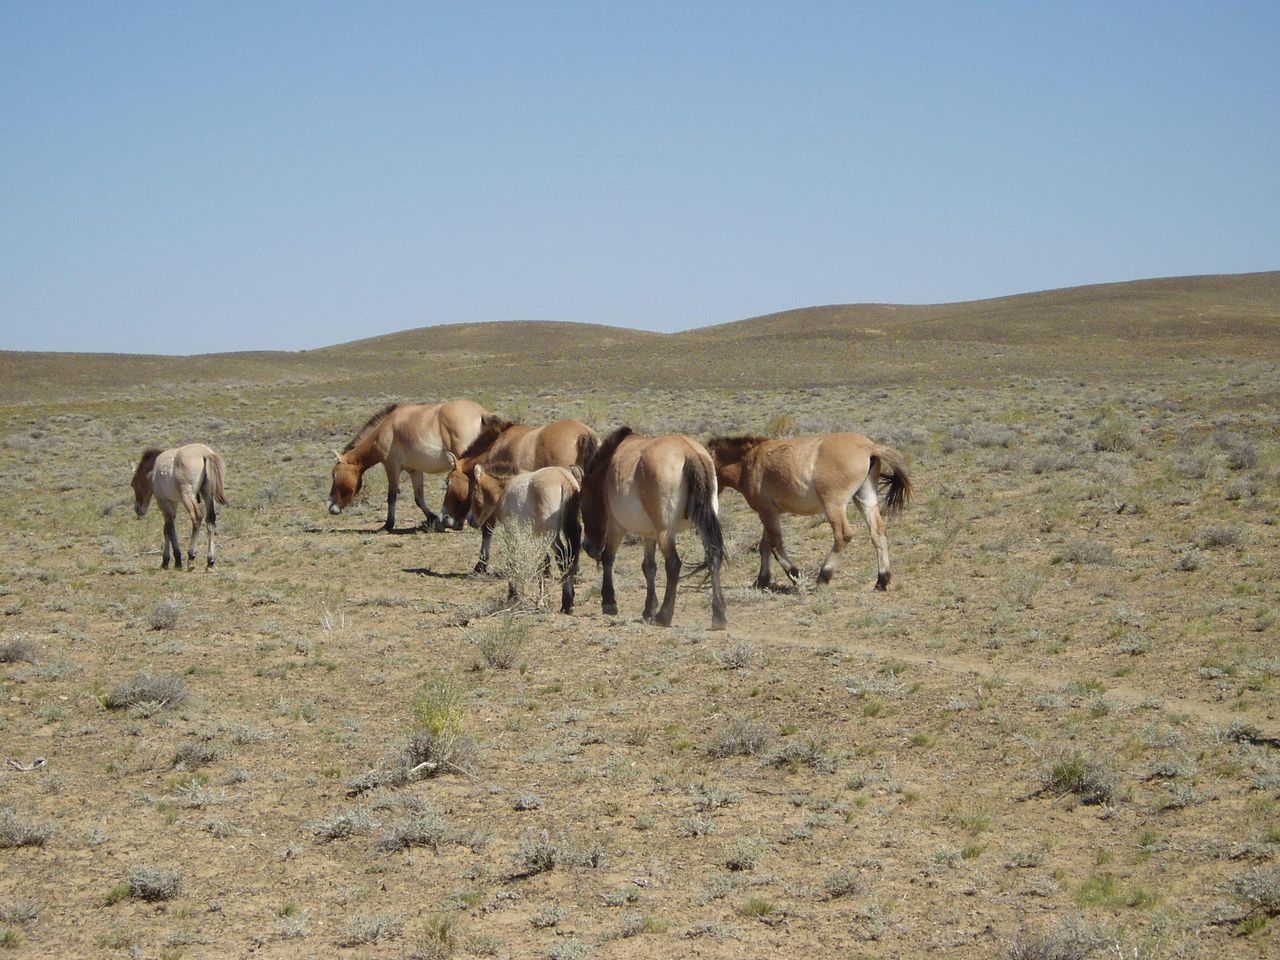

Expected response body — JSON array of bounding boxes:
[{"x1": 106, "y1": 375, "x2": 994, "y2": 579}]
[
  {"x1": 132, "y1": 444, "x2": 228, "y2": 569},
  {"x1": 468, "y1": 464, "x2": 583, "y2": 614},
  {"x1": 707, "y1": 433, "x2": 911, "y2": 590}
]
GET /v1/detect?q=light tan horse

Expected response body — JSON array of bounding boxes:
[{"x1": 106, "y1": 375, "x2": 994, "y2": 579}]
[
  {"x1": 132, "y1": 444, "x2": 228, "y2": 569},
  {"x1": 581, "y1": 427, "x2": 727, "y2": 630},
  {"x1": 468, "y1": 464, "x2": 583, "y2": 614},
  {"x1": 707, "y1": 433, "x2": 911, "y2": 590},
  {"x1": 439, "y1": 417, "x2": 598, "y2": 571},
  {"x1": 328, "y1": 400, "x2": 488, "y2": 531}
]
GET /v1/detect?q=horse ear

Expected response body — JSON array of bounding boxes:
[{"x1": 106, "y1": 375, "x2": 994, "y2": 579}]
[
  {"x1": 331, "y1": 448, "x2": 342, "y2": 463},
  {"x1": 472, "y1": 463, "x2": 484, "y2": 480}
]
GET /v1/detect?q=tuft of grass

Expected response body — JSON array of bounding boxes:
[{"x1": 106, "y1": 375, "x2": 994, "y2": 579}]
[
  {"x1": 1006, "y1": 916, "x2": 1108, "y2": 959},
  {"x1": 469, "y1": 612, "x2": 528, "y2": 670},
  {"x1": 375, "y1": 807, "x2": 450, "y2": 853},
  {"x1": 1201, "y1": 525, "x2": 1246, "y2": 550},
  {"x1": 148, "y1": 598, "x2": 183, "y2": 631},
  {"x1": 1230, "y1": 864, "x2": 1280, "y2": 919},
  {"x1": 706, "y1": 716, "x2": 772, "y2": 758},
  {"x1": 310, "y1": 806, "x2": 376, "y2": 842},
  {"x1": 1059, "y1": 541, "x2": 1114, "y2": 565},
  {"x1": 127, "y1": 866, "x2": 183, "y2": 902},
  {"x1": 103, "y1": 671, "x2": 187, "y2": 711},
  {"x1": 1039, "y1": 749, "x2": 1120, "y2": 805},
  {"x1": 0, "y1": 635, "x2": 39, "y2": 664},
  {"x1": 0, "y1": 902, "x2": 41, "y2": 925},
  {"x1": 822, "y1": 869, "x2": 863, "y2": 900},
  {"x1": 340, "y1": 913, "x2": 403, "y2": 946},
  {"x1": 0, "y1": 809, "x2": 52, "y2": 849}
]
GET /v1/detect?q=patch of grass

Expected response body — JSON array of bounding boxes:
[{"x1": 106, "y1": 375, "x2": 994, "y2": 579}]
[
  {"x1": 0, "y1": 809, "x2": 51, "y2": 848},
  {"x1": 340, "y1": 913, "x2": 403, "y2": 946},
  {"x1": 148, "y1": 598, "x2": 183, "y2": 630},
  {"x1": 102, "y1": 671, "x2": 187, "y2": 710},
  {"x1": 706, "y1": 715, "x2": 772, "y2": 758},
  {"x1": 468, "y1": 612, "x2": 527, "y2": 670},
  {"x1": 0, "y1": 635, "x2": 39, "y2": 664},
  {"x1": 1039, "y1": 749, "x2": 1120, "y2": 805},
  {"x1": 1005, "y1": 916, "x2": 1107, "y2": 959},
  {"x1": 127, "y1": 865, "x2": 183, "y2": 902}
]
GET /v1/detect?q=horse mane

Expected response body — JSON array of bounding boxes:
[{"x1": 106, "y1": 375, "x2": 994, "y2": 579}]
[
  {"x1": 136, "y1": 447, "x2": 163, "y2": 471},
  {"x1": 458, "y1": 414, "x2": 515, "y2": 459},
  {"x1": 706, "y1": 434, "x2": 768, "y2": 462},
  {"x1": 343, "y1": 403, "x2": 402, "y2": 453},
  {"x1": 586, "y1": 426, "x2": 635, "y2": 478}
]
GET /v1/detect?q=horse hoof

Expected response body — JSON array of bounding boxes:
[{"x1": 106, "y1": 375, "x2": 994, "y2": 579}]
[
  {"x1": 207, "y1": 559, "x2": 216, "y2": 568},
  {"x1": 817, "y1": 568, "x2": 834, "y2": 585},
  {"x1": 711, "y1": 618, "x2": 727, "y2": 632},
  {"x1": 473, "y1": 561, "x2": 488, "y2": 575},
  {"x1": 874, "y1": 572, "x2": 890, "y2": 591},
  {"x1": 160, "y1": 560, "x2": 170, "y2": 570},
  {"x1": 602, "y1": 602, "x2": 619, "y2": 616},
  {"x1": 754, "y1": 577, "x2": 771, "y2": 590}
]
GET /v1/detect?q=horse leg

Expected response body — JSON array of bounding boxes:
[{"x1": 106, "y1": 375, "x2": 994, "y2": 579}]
[
  {"x1": 756, "y1": 529, "x2": 773, "y2": 588},
  {"x1": 817, "y1": 498, "x2": 856, "y2": 585},
  {"x1": 654, "y1": 532, "x2": 682, "y2": 627},
  {"x1": 559, "y1": 501, "x2": 581, "y2": 615},
  {"x1": 410, "y1": 470, "x2": 441, "y2": 531},
  {"x1": 474, "y1": 522, "x2": 493, "y2": 574},
  {"x1": 162, "y1": 509, "x2": 182, "y2": 570},
  {"x1": 640, "y1": 539, "x2": 659, "y2": 622},
  {"x1": 600, "y1": 530, "x2": 623, "y2": 617},
  {"x1": 182, "y1": 493, "x2": 202, "y2": 565},
  {"x1": 854, "y1": 478, "x2": 892, "y2": 591},
  {"x1": 382, "y1": 462, "x2": 400, "y2": 531},
  {"x1": 205, "y1": 496, "x2": 217, "y2": 567},
  {"x1": 757, "y1": 508, "x2": 799, "y2": 588}
]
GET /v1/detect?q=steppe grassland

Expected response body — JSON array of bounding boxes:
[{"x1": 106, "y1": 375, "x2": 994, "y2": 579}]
[{"x1": 0, "y1": 351, "x2": 1278, "y2": 958}]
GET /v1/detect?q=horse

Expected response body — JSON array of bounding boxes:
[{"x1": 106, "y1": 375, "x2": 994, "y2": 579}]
[
  {"x1": 131, "y1": 444, "x2": 228, "y2": 570},
  {"x1": 580, "y1": 427, "x2": 727, "y2": 630},
  {"x1": 706, "y1": 433, "x2": 911, "y2": 591},
  {"x1": 328, "y1": 399, "x2": 488, "y2": 531},
  {"x1": 439, "y1": 417, "x2": 598, "y2": 571},
  {"x1": 467, "y1": 464, "x2": 583, "y2": 614}
]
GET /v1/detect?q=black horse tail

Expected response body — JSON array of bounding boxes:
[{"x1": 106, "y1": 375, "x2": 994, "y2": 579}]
[
  {"x1": 685, "y1": 455, "x2": 725, "y2": 571},
  {"x1": 576, "y1": 430, "x2": 600, "y2": 469},
  {"x1": 871, "y1": 444, "x2": 912, "y2": 518}
]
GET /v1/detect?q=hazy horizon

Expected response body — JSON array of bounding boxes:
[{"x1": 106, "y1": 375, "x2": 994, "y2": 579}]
[{"x1": 4, "y1": 3, "x2": 1278, "y2": 354}]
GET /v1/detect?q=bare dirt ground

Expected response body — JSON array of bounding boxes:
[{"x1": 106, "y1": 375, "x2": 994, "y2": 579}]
[{"x1": 1, "y1": 285, "x2": 1279, "y2": 958}]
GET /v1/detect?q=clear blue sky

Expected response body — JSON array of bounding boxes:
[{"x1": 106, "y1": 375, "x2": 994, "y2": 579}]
[{"x1": 2, "y1": 2, "x2": 1277, "y2": 354}]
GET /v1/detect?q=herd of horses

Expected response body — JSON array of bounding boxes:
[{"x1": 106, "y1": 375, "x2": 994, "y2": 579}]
[{"x1": 132, "y1": 399, "x2": 912, "y2": 629}]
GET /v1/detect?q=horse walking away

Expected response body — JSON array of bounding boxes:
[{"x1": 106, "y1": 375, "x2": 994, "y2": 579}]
[
  {"x1": 328, "y1": 399, "x2": 488, "y2": 531},
  {"x1": 580, "y1": 427, "x2": 727, "y2": 630},
  {"x1": 706, "y1": 432, "x2": 911, "y2": 590},
  {"x1": 132, "y1": 444, "x2": 229, "y2": 570},
  {"x1": 467, "y1": 464, "x2": 583, "y2": 614},
  {"x1": 439, "y1": 417, "x2": 598, "y2": 571}
]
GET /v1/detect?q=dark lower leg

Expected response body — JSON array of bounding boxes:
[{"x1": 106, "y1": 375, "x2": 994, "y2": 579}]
[{"x1": 641, "y1": 541, "x2": 658, "y2": 621}]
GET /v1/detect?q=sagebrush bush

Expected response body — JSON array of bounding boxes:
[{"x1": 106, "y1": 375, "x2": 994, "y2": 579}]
[
  {"x1": 0, "y1": 809, "x2": 52, "y2": 848},
  {"x1": 103, "y1": 671, "x2": 187, "y2": 710},
  {"x1": 1006, "y1": 916, "x2": 1107, "y2": 960},
  {"x1": 0, "y1": 635, "x2": 39, "y2": 664},
  {"x1": 127, "y1": 865, "x2": 182, "y2": 902},
  {"x1": 706, "y1": 716, "x2": 772, "y2": 758}
]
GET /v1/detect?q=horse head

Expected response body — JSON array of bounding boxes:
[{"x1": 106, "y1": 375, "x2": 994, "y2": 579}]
[
  {"x1": 466, "y1": 463, "x2": 506, "y2": 530},
  {"x1": 328, "y1": 449, "x2": 362, "y2": 514},
  {"x1": 438, "y1": 453, "x2": 472, "y2": 530},
  {"x1": 132, "y1": 448, "x2": 161, "y2": 517}
]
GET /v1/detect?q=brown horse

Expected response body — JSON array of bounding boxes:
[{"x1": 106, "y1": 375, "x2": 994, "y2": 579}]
[
  {"x1": 132, "y1": 444, "x2": 228, "y2": 569},
  {"x1": 439, "y1": 417, "x2": 598, "y2": 571},
  {"x1": 328, "y1": 400, "x2": 488, "y2": 531},
  {"x1": 581, "y1": 427, "x2": 727, "y2": 630},
  {"x1": 707, "y1": 433, "x2": 911, "y2": 590},
  {"x1": 468, "y1": 464, "x2": 583, "y2": 614}
]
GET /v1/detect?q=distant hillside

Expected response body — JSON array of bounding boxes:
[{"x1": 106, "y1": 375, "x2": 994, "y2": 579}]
[{"x1": 1, "y1": 271, "x2": 1276, "y2": 403}]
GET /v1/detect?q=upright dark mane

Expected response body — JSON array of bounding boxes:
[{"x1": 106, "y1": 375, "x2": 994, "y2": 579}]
[
  {"x1": 458, "y1": 414, "x2": 515, "y2": 460},
  {"x1": 343, "y1": 403, "x2": 401, "y2": 453},
  {"x1": 586, "y1": 426, "x2": 635, "y2": 478},
  {"x1": 706, "y1": 435, "x2": 768, "y2": 462}
]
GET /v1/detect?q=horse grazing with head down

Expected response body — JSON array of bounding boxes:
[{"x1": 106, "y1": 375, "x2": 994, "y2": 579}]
[
  {"x1": 132, "y1": 444, "x2": 228, "y2": 569},
  {"x1": 467, "y1": 464, "x2": 583, "y2": 614},
  {"x1": 328, "y1": 399, "x2": 488, "y2": 531},
  {"x1": 706, "y1": 432, "x2": 911, "y2": 591},
  {"x1": 439, "y1": 417, "x2": 598, "y2": 571},
  {"x1": 580, "y1": 427, "x2": 727, "y2": 630}
]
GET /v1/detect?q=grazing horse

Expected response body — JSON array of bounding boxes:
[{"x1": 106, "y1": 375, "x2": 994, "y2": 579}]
[
  {"x1": 580, "y1": 427, "x2": 727, "y2": 630},
  {"x1": 328, "y1": 400, "x2": 488, "y2": 531},
  {"x1": 467, "y1": 464, "x2": 583, "y2": 614},
  {"x1": 132, "y1": 444, "x2": 228, "y2": 570},
  {"x1": 706, "y1": 433, "x2": 911, "y2": 590},
  {"x1": 439, "y1": 417, "x2": 598, "y2": 571}
]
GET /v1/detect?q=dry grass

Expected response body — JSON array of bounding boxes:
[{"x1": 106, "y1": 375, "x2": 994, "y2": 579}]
[{"x1": 0, "y1": 273, "x2": 1277, "y2": 957}]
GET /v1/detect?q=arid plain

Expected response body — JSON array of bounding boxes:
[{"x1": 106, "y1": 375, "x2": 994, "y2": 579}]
[{"x1": 1, "y1": 273, "x2": 1278, "y2": 959}]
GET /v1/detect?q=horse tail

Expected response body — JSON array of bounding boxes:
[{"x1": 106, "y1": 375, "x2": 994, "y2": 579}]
[
  {"x1": 204, "y1": 451, "x2": 229, "y2": 507},
  {"x1": 871, "y1": 444, "x2": 912, "y2": 517},
  {"x1": 575, "y1": 430, "x2": 599, "y2": 469},
  {"x1": 685, "y1": 454, "x2": 725, "y2": 570}
]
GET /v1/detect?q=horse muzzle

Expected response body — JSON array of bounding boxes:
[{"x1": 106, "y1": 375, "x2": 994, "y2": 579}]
[
  {"x1": 439, "y1": 513, "x2": 464, "y2": 531},
  {"x1": 583, "y1": 540, "x2": 602, "y2": 561},
  {"x1": 328, "y1": 501, "x2": 342, "y2": 515}
]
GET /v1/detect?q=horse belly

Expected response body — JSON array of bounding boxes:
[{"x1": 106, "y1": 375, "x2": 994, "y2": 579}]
[{"x1": 399, "y1": 440, "x2": 449, "y2": 474}]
